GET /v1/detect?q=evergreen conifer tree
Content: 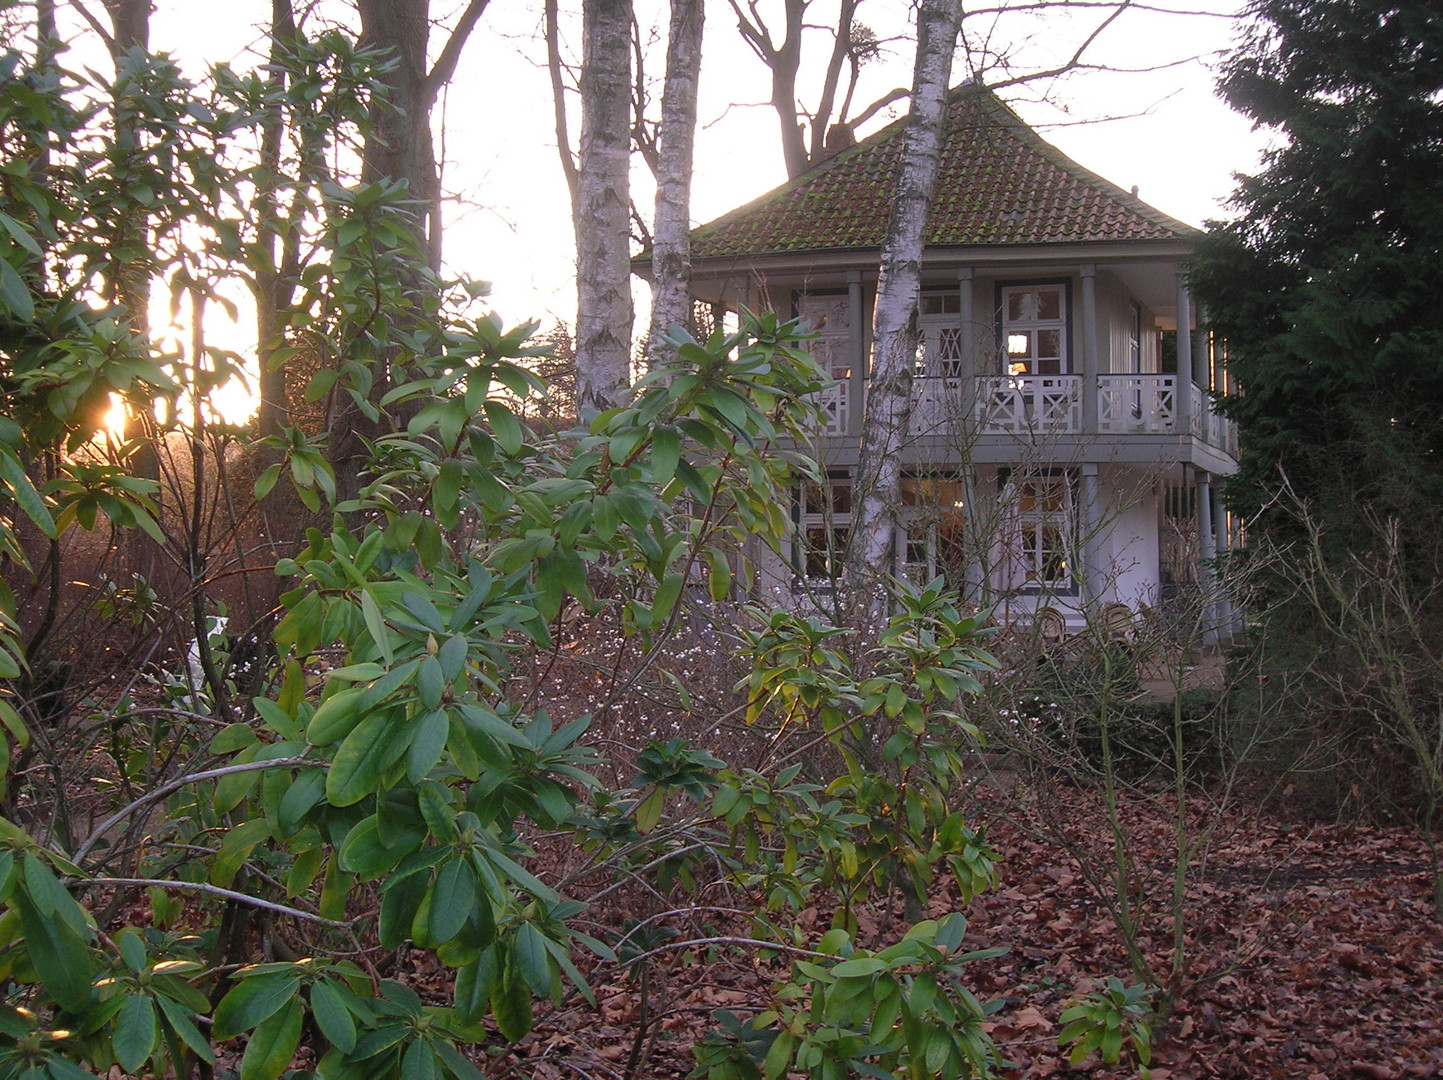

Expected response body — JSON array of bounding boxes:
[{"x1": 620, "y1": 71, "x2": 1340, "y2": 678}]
[{"x1": 1191, "y1": 0, "x2": 1443, "y2": 550}]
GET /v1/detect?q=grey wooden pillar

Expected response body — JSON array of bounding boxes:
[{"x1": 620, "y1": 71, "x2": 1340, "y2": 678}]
[
  {"x1": 1080, "y1": 264, "x2": 1099, "y2": 436},
  {"x1": 956, "y1": 267, "x2": 976, "y2": 430},
  {"x1": 1196, "y1": 470, "x2": 1218, "y2": 644},
  {"x1": 1175, "y1": 274, "x2": 1193, "y2": 434},
  {"x1": 847, "y1": 271, "x2": 865, "y2": 435},
  {"x1": 1081, "y1": 462, "x2": 1104, "y2": 607}
]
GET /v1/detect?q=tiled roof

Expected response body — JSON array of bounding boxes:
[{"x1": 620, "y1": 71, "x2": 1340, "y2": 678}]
[{"x1": 689, "y1": 85, "x2": 1196, "y2": 259}]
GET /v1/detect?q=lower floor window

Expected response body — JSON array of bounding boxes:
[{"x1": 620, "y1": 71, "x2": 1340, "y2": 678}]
[
  {"x1": 999, "y1": 470, "x2": 1076, "y2": 592},
  {"x1": 900, "y1": 475, "x2": 968, "y2": 583},
  {"x1": 796, "y1": 475, "x2": 851, "y2": 580},
  {"x1": 793, "y1": 468, "x2": 1075, "y2": 594}
]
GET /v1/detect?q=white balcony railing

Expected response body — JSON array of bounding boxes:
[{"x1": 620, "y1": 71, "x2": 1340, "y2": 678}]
[
  {"x1": 816, "y1": 373, "x2": 1236, "y2": 454},
  {"x1": 1098, "y1": 374, "x2": 1176, "y2": 434},
  {"x1": 974, "y1": 375, "x2": 1082, "y2": 434}
]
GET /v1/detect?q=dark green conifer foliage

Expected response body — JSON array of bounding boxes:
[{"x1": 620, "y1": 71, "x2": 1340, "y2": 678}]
[{"x1": 1191, "y1": 0, "x2": 1443, "y2": 546}]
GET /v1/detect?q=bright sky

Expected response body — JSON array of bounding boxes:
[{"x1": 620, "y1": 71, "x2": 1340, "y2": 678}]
[{"x1": 138, "y1": 0, "x2": 1266, "y2": 338}]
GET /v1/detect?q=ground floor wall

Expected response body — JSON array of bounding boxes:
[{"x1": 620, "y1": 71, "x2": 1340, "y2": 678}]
[{"x1": 750, "y1": 460, "x2": 1226, "y2": 637}]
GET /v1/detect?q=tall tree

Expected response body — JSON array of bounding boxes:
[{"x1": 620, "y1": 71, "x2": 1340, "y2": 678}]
[
  {"x1": 845, "y1": 0, "x2": 961, "y2": 591},
  {"x1": 575, "y1": 0, "x2": 635, "y2": 413},
  {"x1": 645, "y1": 0, "x2": 705, "y2": 361},
  {"x1": 355, "y1": 0, "x2": 491, "y2": 271},
  {"x1": 1190, "y1": 0, "x2": 1443, "y2": 545},
  {"x1": 325, "y1": 0, "x2": 489, "y2": 491},
  {"x1": 729, "y1": 0, "x2": 898, "y2": 178}
]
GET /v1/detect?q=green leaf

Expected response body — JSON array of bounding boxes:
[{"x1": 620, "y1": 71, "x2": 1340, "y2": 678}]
[
  {"x1": 407, "y1": 709, "x2": 449, "y2": 783},
  {"x1": 154, "y1": 992, "x2": 216, "y2": 1064},
  {"x1": 650, "y1": 426, "x2": 679, "y2": 485},
  {"x1": 764, "y1": 1029, "x2": 795, "y2": 1079},
  {"x1": 254, "y1": 698, "x2": 300, "y2": 741},
  {"x1": 338, "y1": 816, "x2": 409, "y2": 879},
  {"x1": 361, "y1": 589, "x2": 393, "y2": 666},
  {"x1": 437, "y1": 634, "x2": 467, "y2": 682},
  {"x1": 452, "y1": 951, "x2": 495, "y2": 1024},
  {"x1": 254, "y1": 463, "x2": 282, "y2": 500},
  {"x1": 211, "y1": 818, "x2": 272, "y2": 887},
  {"x1": 634, "y1": 787, "x2": 664, "y2": 834},
  {"x1": 483, "y1": 401, "x2": 524, "y2": 455},
  {"x1": 0, "y1": 451, "x2": 53, "y2": 538},
  {"x1": 0, "y1": 257, "x2": 35, "y2": 322},
  {"x1": 512, "y1": 923, "x2": 552, "y2": 997},
  {"x1": 491, "y1": 961, "x2": 532, "y2": 1043},
  {"x1": 16, "y1": 893, "x2": 92, "y2": 1013},
  {"x1": 309, "y1": 981, "x2": 357, "y2": 1054},
  {"x1": 417, "y1": 655, "x2": 445, "y2": 710},
  {"x1": 434, "y1": 1039, "x2": 487, "y2": 1080},
  {"x1": 21, "y1": 852, "x2": 68, "y2": 917},
  {"x1": 326, "y1": 709, "x2": 413, "y2": 807},
  {"x1": 213, "y1": 974, "x2": 300, "y2": 1039},
  {"x1": 306, "y1": 686, "x2": 367, "y2": 747},
  {"x1": 428, "y1": 859, "x2": 478, "y2": 945},
  {"x1": 278, "y1": 769, "x2": 327, "y2": 836},
  {"x1": 113, "y1": 993, "x2": 158, "y2": 1073},
  {"x1": 379, "y1": 871, "x2": 428, "y2": 949},
  {"x1": 211, "y1": 723, "x2": 259, "y2": 755},
  {"x1": 401, "y1": 1037, "x2": 439, "y2": 1080},
  {"x1": 829, "y1": 957, "x2": 887, "y2": 978},
  {"x1": 240, "y1": 996, "x2": 303, "y2": 1080}
]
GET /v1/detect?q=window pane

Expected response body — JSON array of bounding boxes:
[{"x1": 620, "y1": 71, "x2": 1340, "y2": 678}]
[
  {"x1": 1007, "y1": 332, "x2": 1031, "y2": 358},
  {"x1": 1038, "y1": 328, "x2": 1061, "y2": 359},
  {"x1": 1036, "y1": 288, "x2": 1062, "y2": 321}
]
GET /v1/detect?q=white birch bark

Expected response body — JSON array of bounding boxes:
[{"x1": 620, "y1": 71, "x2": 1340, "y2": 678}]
[
  {"x1": 847, "y1": 0, "x2": 961, "y2": 593},
  {"x1": 646, "y1": 0, "x2": 705, "y2": 365},
  {"x1": 576, "y1": 0, "x2": 635, "y2": 414}
]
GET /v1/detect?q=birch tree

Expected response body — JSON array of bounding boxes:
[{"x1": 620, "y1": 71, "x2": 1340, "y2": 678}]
[
  {"x1": 846, "y1": 0, "x2": 961, "y2": 592},
  {"x1": 646, "y1": 0, "x2": 705, "y2": 363},
  {"x1": 575, "y1": 0, "x2": 636, "y2": 413}
]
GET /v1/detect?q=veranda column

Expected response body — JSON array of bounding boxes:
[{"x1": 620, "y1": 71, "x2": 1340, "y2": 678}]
[
  {"x1": 1209, "y1": 480, "x2": 1236, "y2": 639},
  {"x1": 1081, "y1": 462, "x2": 1104, "y2": 607},
  {"x1": 1080, "y1": 264, "x2": 1099, "y2": 436},
  {"x1": 955, "y1": 268, "x2": 986, "y2": 607},
  {"x1": 1196, "y1": 469, "x2": 1218, "y2": 644},
  {"x1": 1175, "y1": 274, "x2": 1194, "y2": 434},
  {"x1": 848, "y1": 271, "x2": 865, "y2": 434},
  {"x1": 955, "y1": 267, "x2": 976, "y2": 431},
  {"x1": 962, "y1": 467, "x2": 987, "y2": 606}
]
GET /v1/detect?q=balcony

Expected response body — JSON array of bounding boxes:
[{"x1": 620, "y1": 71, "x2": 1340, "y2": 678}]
[{"x1": 814, "y1": 373, "x2": 1238, "y2": 456}]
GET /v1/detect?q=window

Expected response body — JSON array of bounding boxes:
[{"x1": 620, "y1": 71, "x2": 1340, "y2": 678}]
[
  {"x1": 918, "y1": 292, "x2": 965, "y2": 378},
  {"x1": 900, "y1": 475, "x2": 968, "y2": 584},
  {"x1": 998, "y1": 470, "x2": 1076, "y2": 592},
  {"x1": 1000, "y1": 284, "x2": 1068, "y2": 375},
  {"x1": 796, "y1": 293, "x2": 853, "y2": 383},
  {"x1": 796, "y1": 474, "x2": 851, "y2": 580}
]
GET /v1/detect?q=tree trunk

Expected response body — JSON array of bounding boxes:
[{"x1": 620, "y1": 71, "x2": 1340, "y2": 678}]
[
  {"x1": 329, "y1": 0, "x2": 486, "y2": 495},
  {"x1": 254, "y1": 0, "x2": 299, "y2": 440},
  {"x1": 645, "y1": 0, "x2": 704, "y2": 366},
  {"x1": 847, "y1": 0, "x2": 960, "y2": 595},
  {"x1": 356, "y1": 0, "x2": 439, "y2": 266},
  {"x1": 575, "y1": 0, "x2": 635, "y2": 413},
  {"x1": 101, "y1": 0, "x2": 152, "y2": 338}
]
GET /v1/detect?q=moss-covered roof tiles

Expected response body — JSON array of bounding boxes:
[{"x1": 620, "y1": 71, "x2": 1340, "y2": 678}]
[{"x1": 688, "y1": 85, "x2": 1196, "y2": 259}]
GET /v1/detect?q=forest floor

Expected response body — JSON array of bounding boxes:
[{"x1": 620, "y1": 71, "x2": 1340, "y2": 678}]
[{"x1": 478, "y1": 779, "x2": 1443, "y2": 1080}]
